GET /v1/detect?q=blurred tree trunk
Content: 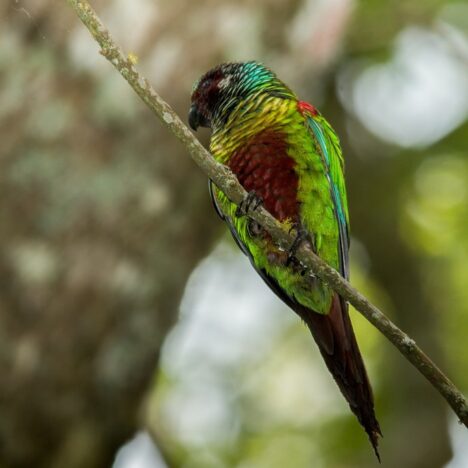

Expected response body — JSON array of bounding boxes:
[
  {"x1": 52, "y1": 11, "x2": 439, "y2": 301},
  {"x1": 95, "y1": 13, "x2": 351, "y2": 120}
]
[
  {"x1": 0, "y1": 5, "x2": 221, "y2": 466},
  {"x1": 0, "y1": 126, "x2": 220, "y2": 468}
]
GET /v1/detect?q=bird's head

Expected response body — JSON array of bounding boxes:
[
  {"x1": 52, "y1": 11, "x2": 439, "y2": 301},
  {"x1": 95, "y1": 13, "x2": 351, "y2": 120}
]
[{"x1": 188, "y1": 61, "x2": 294, "y2": 131}]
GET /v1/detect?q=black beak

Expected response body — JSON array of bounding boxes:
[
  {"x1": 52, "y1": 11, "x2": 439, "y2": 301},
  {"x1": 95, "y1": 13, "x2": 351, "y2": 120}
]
[
  {"x1": 188, "y1": 104, "x2": 201, "y2": 131},
  {"x1": 189, "y1": 104, "x2": 210, "y2": 131}
]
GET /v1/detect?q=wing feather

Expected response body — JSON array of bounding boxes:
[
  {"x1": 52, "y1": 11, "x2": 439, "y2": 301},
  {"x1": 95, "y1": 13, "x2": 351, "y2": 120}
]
[{"x1": 303, "y1": 111, "x2": 350, "y2": 279}]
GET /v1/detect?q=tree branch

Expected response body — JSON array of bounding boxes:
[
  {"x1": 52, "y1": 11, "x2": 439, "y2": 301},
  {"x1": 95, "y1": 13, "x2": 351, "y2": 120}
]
[{"x1": 67, "y1": 0, "x2": 468, "y2": 428}]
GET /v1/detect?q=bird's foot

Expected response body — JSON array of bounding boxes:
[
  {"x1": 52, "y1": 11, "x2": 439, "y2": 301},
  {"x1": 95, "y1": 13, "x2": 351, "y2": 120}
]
[
  {"x1": 286, "y1": 224, "x2": 315, "y2": 269},
  {"x1": 236, "y1": 191, "x2": 263, "y2": 217}
]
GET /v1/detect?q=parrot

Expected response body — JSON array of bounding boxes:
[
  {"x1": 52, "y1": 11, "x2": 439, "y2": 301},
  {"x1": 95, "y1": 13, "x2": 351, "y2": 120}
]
[{"x1": 188, "y1": 61, "x2": 382, "y2": 459}]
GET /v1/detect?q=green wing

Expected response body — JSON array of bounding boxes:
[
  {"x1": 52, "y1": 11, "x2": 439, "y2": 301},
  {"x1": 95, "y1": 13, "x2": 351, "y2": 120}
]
[{"x1": 304, "y1": 111, "x2": 350, "y2": 279}]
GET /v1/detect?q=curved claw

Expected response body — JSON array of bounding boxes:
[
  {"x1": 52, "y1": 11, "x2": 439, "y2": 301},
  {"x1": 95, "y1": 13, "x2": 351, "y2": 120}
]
[
  {"x1": 236, "y1": 191, "x2": 263, "y2": 217},
  {"x1": 286, "y1": 224, "x2": 316, "y2": 267}
]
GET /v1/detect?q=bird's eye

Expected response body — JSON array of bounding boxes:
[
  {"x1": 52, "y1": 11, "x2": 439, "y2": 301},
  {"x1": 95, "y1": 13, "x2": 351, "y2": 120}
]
[{"x1": 201, "y1": 80, "x2": 211, "y2": 90}]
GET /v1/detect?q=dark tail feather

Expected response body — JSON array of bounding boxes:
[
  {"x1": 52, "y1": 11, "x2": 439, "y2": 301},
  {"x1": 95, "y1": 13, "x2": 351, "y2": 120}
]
[{"x1": 298, "y1": 294, "x2": 382, "y2": 460}]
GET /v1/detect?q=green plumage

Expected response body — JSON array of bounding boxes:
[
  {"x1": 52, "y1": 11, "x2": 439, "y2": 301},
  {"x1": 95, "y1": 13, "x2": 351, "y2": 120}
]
[
  {"x1": 189, "y1": 61, "x2": 381, "y2": 458},
  {"x1": 209, "y1": 76, "x2": 348, "y2": 314}
]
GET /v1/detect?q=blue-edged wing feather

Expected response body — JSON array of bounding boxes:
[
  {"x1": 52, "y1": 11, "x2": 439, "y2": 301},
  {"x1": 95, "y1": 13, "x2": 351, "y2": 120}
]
[{"x1": 305, "y1": 114, "x2": 350, "y2": 280}]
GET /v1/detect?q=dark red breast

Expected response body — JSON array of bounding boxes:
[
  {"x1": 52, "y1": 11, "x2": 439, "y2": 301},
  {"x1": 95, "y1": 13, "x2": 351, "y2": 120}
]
[{"x1": 228, "y1": 130, "x2": 299, "y2": 222}]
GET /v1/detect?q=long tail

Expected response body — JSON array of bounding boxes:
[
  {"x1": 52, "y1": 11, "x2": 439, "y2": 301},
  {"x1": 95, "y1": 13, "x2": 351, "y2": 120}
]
[{"x1": 297, "y1": 294, "x2": 382, "y2": 460}]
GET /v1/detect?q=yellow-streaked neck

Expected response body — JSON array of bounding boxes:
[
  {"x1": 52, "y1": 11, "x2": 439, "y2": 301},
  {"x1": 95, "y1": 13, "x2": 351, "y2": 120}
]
[{"x1": 210, "y1": 94, "x2": 298, "y2": 164}]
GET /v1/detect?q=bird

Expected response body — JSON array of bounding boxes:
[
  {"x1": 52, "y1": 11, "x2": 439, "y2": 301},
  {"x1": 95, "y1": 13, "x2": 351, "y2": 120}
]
[{"x1": 188, "y1": 61, "x2": 382, "y2": 459}]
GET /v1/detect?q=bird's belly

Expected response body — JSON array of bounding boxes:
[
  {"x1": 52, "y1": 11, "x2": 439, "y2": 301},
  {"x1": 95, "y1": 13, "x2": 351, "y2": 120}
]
[{"x1": 228, "y1": 130, "x2": 299, "y2": 223}]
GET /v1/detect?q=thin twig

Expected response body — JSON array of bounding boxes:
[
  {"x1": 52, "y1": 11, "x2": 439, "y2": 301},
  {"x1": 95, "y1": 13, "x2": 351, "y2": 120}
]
[{"x1": 66, "y1": 0, "x2": 468, "y2": 428}]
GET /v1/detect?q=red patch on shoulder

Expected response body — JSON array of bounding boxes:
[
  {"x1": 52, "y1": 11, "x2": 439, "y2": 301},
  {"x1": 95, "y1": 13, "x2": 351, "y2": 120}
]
[
  {"x1": 298, "y1": 100, "x2": 318, "y2": 116},
  {"x1": 228, "y1": 131, "x2": 299, "y2": 222}
]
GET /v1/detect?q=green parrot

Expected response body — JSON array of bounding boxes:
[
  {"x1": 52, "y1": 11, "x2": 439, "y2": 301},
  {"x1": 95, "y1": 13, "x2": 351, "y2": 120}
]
[{"x1": 189, "y1": 61, "x2": 382, "y2": 458}]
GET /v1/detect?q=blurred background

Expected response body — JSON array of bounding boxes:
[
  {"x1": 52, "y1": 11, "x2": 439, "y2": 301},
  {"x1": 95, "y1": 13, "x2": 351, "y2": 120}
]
[{"x1": 1, "y1": 0, "x2": 467, "y2": 467}]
